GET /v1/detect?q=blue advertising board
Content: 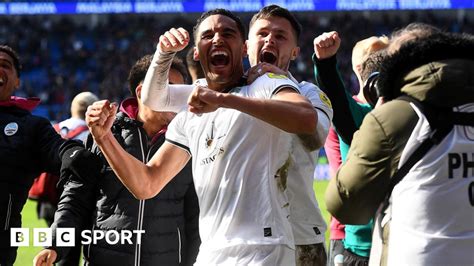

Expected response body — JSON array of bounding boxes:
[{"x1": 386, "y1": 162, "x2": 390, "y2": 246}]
[{"x1": 0, "y1": 0, "x2": 472, "y2": 15}]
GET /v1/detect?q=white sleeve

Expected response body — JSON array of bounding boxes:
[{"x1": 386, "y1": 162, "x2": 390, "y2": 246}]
[
  {"x1": 165, "y1": 112, "x2": 191, "y2": 155},
  {"x1": 299, "y1": 81, "x2": 333, "y2": 140},
  {"x1": 248, "y1": 73, "x2": 299, "y2": 99},
  {"x1": 141, "y1": 47, "x2": 193, "y2": 113}
]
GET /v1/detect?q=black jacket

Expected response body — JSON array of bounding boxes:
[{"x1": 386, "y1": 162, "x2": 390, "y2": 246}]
[
  {"x1": 0, "y1": 101, "x2": 63, "y2": 264},
  {"x1": 53, "y1": 99, "x2": 200, "y2": 266}
]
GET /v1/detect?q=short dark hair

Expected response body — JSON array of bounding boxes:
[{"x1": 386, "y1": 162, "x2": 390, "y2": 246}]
[
  {"x1": 0, "y1": 45, "x2": 21, "y2": 77},
  {"x1": 249, "y1": 5, "x2": 302, "y2": 41},
  {"x1": 192, "y1": 9, "x2": 246, "y2": 44},
  {"x1": 127, "y1": 54, "x2": 189, "y2": 97}
]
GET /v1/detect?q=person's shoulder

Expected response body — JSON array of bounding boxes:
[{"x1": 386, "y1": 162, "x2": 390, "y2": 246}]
[
  {"x1": 251, "y1": 73, "x2": 298, "y2": 92},
  {"x1": 368, "y1": 100, "x2": 419, "y2": 139}
]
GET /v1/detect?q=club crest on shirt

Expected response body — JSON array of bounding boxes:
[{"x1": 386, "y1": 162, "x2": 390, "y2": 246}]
[
  {"x1": 319, "y1": 91, "x2": 332, "y2": 108},
  {"x1": 266, "y1": 73, "x2": 287, "y2": 79},
  {"x1": 4, "y1": 122, "x2": 18, "y2": 136}
]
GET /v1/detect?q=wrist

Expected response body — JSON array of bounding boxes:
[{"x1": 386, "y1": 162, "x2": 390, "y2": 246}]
[{"x1": 94, "y1": 131, "x2": 114, "y2": 147}]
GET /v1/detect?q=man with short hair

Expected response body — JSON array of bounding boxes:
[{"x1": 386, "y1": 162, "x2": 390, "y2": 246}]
[
  {"x1": 0, "y1": 45, "x2": 66, "y2": 266},
  {"x1": 85, "y1": 9, "x2": 317, "y2": 265},
  {"x1": 141, "y1": 5, "x2": 333, "y2": 265},
  {"x1": 33, "y1": 55, "x2": 200, "y2": 266}
]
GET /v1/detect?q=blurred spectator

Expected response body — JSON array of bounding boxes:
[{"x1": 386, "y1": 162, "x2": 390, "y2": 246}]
[{"x1": 1, "y1": 11, "x2": 472, "y2": 121}]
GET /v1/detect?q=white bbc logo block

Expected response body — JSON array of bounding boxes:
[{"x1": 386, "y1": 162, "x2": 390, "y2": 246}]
[
  {"x1": 33, "y1": 228, "x2": 52, "y2": 247},
  {"x1": 57, "y1": 228, "x2": 75, "y2": 247},
  {"x1": 10, "y1": 228, "x2": 29, "y2": 246}
]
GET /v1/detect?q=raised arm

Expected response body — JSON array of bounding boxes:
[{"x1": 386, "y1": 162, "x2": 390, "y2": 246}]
[
  {"x1": 313, "y1": 31, "x2": 363, "y2": 145},
  {"x1": 86, "y1": 100, "x2": 190, "y2": 199},
  {"x1": 141, "y1": 27, "x2": 194, "y2": 112}
]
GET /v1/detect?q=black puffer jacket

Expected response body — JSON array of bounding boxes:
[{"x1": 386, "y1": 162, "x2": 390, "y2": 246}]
[
  {"x1": 0, "y1": 99, "x2": 63, "y2": 264},
  {"x1": 53, "y1": 99, "x2": 200, "y2": 266}
]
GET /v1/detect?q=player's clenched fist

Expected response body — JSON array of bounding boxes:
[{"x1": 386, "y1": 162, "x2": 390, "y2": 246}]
[
  {"x1": 159, "y1": 27, "x2": 190, "y2": 53},
  {"x1": 86, "y1": 100, "x2": 118, "y2": 143},
  {"x1": 187, "y1": 85, "x2": 223, "y2": 114},
  {"x1": 313, "y1": 31, "x2": 341, "y2": 60}
]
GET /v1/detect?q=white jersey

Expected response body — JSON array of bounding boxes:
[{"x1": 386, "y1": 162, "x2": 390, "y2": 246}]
[
  {"x1": 286, "y1": 77, "x2": 333, "y2": 245},
  {"x1": 56, "y1": 117, "x2": 89, "y2": 142},
  {"x1": 166, "y1": 74, "x2": 297, "y2": 255},
  {"x1": 387, "y1": 103, "x2": 474, "y2": 265}
]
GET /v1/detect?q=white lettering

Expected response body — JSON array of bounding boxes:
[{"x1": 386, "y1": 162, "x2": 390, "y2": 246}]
[
  {"x1": 133, "y1": 230, "x2": 145, "y2": 245},
  {"x1": 121, "y1": 230, "x2": 133, "y2": 244},
  {"x1": 9, "y1": 3, "x2": 56, "y2": 14},
  {"x1": 81, "y1": 230, "x2": 92, "y2": 245}
]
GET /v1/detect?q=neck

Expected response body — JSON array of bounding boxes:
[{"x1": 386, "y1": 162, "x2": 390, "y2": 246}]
[
  {"x1": 207, "y1": 79, "x2": 242, "y2": 92},
  {"x1": 136, "y1": 106, "x2": 168, "y2": 137}
]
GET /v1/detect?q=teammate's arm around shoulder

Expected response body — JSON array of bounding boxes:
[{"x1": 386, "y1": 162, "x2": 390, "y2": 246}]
[{"x1": 86, "y1": 100, "x2": 190, "y2": 199}]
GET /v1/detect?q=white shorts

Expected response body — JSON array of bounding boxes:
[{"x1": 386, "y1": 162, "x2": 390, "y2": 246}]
[{"x1": 195, "y1": 244, "x2": 295, "y2": 266}]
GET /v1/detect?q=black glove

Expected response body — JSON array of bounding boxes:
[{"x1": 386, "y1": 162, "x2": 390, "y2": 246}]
[{"x1": 59, "y1": 140, "x2": 103, "y2": 185}]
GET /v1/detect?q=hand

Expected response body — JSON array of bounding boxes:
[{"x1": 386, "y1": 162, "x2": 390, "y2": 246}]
[
  {"x1": 187, "y1": 85, "x2": 223, "y2": 114},
  {"x1": 313, "y1": 31, "x2": 341, "y2": 60},
  {"x1": 33, "y1": 249, "x2": 57, "y2": 266},
  {"x1": 158, "y1": 27, "x2": 190, "y2": 53},
  {"x1": 246, "y1": 62, "x2": 287, "y2": 84},
  {"x1": 86, "y1": 100, "x2": 118, "y2": 144}
]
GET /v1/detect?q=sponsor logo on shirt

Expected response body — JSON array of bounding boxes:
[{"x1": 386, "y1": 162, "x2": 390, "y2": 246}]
[
  {"x1": 266, "y1": 73, "x2": 287, "y2": 79},
  {"x1": 319, "y1": 91, "x2": 332, "y2": 109}
]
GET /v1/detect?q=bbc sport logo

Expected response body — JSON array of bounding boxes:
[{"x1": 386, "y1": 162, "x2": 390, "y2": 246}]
[{"x1": 10, "y1": 228, "x2": 145, "y2": 247}]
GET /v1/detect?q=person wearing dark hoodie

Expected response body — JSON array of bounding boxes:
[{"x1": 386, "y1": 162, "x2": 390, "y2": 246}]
[
  {"x1": 325, "y1": 30, "x2": 474, "y2": 265},
  {"x1": 33, "y1": 55, "x2": 200, "y2": 266},
  {"x1": 0, "y1": 45, "x2": 66, "y2": 266}
]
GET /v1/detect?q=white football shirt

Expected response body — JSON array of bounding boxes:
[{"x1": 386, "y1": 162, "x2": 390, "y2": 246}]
[
  {"x1": 286, "y1": 77, "x2": 333, "y2": 245},
  {"x1": 166, "y1": 74, "x2": 298, "y2": 254}
]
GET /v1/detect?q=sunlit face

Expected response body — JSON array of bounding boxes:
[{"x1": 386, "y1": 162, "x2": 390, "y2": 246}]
[
  {"x1": 194, "y1": 14, "x2": 246, "y2": 89},
  {"x1": 0, "y1": 52, "x2": 20, "y2": 101},
  {"x1": 247, "y1": 17, "x2": 300, "y2": 71}
]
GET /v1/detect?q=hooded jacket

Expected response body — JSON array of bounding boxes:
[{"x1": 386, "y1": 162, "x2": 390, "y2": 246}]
[
  {"x1": 0, "y1": 97, "x2": 64, "y2": 264},
  {"x1": 325, "y1": 32, "x2": 474, "y2": 264},
  {"x1": 326, "y1": 31, "x2": 474, "y2": 224},
  {"x1": 51, "y1": 98, "x2": 200, "y2": 266}
]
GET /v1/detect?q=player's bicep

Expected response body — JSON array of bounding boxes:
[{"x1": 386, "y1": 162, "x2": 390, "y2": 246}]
[{"x1": 273, "y1": 88, "x2": 312, "y2": 105}]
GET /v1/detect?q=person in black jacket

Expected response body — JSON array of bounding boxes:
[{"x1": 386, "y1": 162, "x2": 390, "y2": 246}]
[
  {"x1": 0, "y1": 45, "x2": 66, "y2": 266},
  {"x1": 34, "y1": 55, "x2": 200, "y2": 266}
]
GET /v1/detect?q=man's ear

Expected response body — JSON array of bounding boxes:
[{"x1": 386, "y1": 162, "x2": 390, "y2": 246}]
[
  {"x1": 135, "y1": 84, "x2": 142, "y2": 99},
  {"x1": 193, "y1": 46, "x2": 199, "y2": 61},
  {"x1": 290, "y1": 46, "x2": 300, "y2": 61}
]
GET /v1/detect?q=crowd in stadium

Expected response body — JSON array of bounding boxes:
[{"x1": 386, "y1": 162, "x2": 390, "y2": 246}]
[
  {"x1": 1, "y1": 10, "x2": 472, "y2": 120},
  {"x1": 1, "y1": 4, "x2": 473, "y2": 266}
]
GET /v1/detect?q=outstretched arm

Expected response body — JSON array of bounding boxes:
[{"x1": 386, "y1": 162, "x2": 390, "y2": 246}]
[
  {"x1": 86, "y1": 100, "x2": 190, "y2": 199},
  {"x1": 141, "y1": 27, "x2": 193, "y2": 112}
]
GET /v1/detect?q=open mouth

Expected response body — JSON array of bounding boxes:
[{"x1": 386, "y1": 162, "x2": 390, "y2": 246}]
[
  {"x1": 0, "y1": 77, "x2": 4, "y2": 86},
  {"x1": 210, "y1": 51, "x2": 230, "y2": 67},
  {"x1": 260, "y1": 51, "x2": 277, "y2": 65}
]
